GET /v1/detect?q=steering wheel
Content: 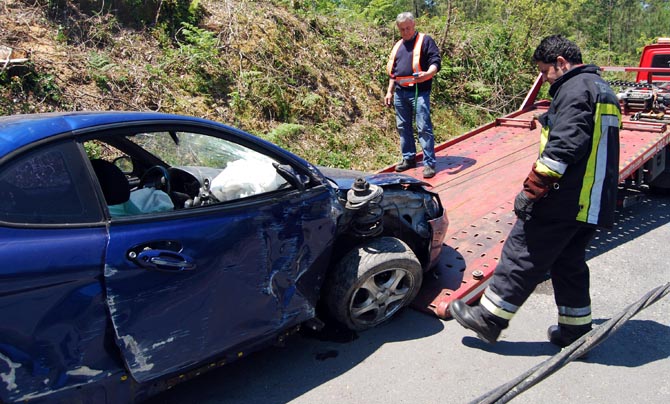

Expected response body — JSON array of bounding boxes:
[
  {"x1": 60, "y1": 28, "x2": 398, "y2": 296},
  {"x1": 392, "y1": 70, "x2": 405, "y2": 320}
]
[{"x1": 139, "y1": 165, "x2": 171, "y2": 194}]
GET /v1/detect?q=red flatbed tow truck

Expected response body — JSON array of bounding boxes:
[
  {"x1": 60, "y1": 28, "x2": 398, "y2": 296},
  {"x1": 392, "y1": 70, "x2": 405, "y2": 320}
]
[{"x1": 382, "y1": 38, "x2": 670, "y2": 319}]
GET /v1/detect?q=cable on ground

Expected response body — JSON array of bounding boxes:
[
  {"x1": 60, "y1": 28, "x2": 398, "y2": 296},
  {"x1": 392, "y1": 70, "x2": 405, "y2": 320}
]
[{"x1": 469, "y1": 282, "x2": 670, "y2": 404}]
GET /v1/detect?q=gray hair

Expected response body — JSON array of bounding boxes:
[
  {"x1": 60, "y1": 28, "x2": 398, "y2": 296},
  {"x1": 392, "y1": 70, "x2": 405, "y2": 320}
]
[{"x1": 396, "y1": 12, "x2": 414, "y2": 24}]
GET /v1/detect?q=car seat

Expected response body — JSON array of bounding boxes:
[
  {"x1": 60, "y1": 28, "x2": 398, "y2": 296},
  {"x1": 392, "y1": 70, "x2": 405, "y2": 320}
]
[{"x1": 90, "y1": 159, "x2": 130, "y2": 205}]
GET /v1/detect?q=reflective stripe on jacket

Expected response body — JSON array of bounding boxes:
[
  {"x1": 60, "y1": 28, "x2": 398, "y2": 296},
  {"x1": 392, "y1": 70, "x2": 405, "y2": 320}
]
[
  {"x1": 387, "y1": 33, "x2": 425, "y2": 87},
  {"x1": 533, "y1": 64, "x2": 621, "y2": 229}
]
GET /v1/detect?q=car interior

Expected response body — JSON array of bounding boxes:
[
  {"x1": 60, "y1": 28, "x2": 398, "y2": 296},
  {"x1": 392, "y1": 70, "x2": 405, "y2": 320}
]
[{"x1": 86, "y1": 132, "x2": 292, "y2": 217}]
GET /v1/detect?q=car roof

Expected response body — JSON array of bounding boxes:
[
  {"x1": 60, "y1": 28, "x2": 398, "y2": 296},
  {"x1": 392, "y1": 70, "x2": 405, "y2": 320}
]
[{"x1": 0, "y1": 111, "x2": 226, "y2": 157}]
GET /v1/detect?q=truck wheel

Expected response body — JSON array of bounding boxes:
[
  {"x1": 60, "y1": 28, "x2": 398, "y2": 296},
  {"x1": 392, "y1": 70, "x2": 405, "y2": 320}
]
[{"x1": 324, "y1": 237, "x2": 422, "y2": 331}]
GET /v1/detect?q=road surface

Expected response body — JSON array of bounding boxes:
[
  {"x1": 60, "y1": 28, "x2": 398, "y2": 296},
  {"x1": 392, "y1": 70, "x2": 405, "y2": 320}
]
[{"x1": 147, "y1": 193, "x2": 670, "y2": 404}]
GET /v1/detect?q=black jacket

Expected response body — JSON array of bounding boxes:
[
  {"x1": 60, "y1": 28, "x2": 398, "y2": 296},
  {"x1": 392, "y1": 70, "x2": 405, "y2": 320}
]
[
  {"x1": 532, "y1": 64, "x2": 621, "y2": 229},
  {"x1": 389, "y1": 33, "x2": 441, "y2": 92}
]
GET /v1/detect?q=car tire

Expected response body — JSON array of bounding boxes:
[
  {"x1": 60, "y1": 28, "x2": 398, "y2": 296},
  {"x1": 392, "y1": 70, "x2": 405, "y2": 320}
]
[{"x1": 324, "y1": 237, "x2": 423, "y2": 331}]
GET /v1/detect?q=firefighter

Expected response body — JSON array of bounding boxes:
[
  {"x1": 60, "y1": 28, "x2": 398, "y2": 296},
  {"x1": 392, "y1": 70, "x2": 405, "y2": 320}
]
[
  {"x1": 450, "y1": 35, "x2": 622, "y2": 348},
  {"x1": 384, "y1": 12, "x2": 441, "y2": 179}
]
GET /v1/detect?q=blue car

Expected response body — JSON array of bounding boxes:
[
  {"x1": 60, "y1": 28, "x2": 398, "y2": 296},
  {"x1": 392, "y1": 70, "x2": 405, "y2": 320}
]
[{"x1": 0, "y1": 112, "x2": 447, "y2": 403}]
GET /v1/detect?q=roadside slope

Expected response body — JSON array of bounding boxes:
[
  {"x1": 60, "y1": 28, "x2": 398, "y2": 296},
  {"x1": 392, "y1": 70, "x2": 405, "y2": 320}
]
[{"x1": 0, "y1": 0, "x2": 404, "y2": 170}]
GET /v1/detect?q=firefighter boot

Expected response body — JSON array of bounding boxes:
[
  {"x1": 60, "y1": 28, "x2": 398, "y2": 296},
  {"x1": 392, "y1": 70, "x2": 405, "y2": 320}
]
[
  {"x1": 395, "y1": 158, "x2": 417, "y2": 172},
  {"x1": 450, "y1": 300, "x2": 504, "y2": 344},
  {"x1": 547, "y1": 323, "x2": 592, "y2": 348}
]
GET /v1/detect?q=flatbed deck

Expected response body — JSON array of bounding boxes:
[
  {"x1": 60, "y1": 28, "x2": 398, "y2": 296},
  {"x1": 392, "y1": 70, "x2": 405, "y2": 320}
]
[{"x1": 381, "y1": 97, "x2": 670, "y2": 319}]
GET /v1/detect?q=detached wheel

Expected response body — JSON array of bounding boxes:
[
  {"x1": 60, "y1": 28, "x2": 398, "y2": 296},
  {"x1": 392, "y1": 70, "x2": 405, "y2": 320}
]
[{"x1": 324, "y1": 237, "x2": 422, "y2": 331}]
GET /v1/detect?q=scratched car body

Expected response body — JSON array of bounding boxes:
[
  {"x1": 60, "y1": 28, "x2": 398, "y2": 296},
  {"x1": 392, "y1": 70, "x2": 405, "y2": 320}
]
[{"x1": 0, "y1": 111, "x2": 447, "y2": 403}]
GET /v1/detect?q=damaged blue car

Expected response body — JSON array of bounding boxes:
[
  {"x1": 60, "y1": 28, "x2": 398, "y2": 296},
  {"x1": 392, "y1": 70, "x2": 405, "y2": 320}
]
[{"x1": 0, "y1": 112, "x2": 447, "y2": 403}]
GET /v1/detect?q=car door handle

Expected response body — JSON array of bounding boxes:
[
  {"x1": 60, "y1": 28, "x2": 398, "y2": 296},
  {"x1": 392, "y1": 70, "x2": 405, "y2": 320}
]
[{"x1": 134, "y1": 250, "x2": 196, "y2": 272}]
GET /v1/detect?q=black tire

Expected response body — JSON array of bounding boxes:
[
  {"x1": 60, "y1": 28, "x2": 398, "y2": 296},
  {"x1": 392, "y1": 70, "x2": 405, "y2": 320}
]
[{"x1": 324, "y1": 237, "x2": 423, "y2": 331}]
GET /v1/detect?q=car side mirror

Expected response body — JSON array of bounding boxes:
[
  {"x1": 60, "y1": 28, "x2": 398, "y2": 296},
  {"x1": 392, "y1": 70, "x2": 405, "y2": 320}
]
[{"x1": 273, "y1": 163, "x2": 309, "y2": 191}]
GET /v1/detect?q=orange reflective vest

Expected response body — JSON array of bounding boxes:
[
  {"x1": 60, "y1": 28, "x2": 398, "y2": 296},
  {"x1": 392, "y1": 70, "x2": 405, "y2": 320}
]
[{"x1": 386, "y1": 33, "x2": 425, "y2": 87}]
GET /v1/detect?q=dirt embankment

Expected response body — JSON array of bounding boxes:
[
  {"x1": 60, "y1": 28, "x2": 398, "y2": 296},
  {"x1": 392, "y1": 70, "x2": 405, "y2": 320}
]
[{"x1": 1, "y1": 0, "x2": 400, "y2": 170}]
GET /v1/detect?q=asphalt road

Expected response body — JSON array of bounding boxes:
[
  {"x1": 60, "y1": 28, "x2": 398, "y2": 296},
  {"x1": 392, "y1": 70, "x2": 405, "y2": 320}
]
[{"x1": 147, "y1": 193, "x2": 670, "y2": 404}]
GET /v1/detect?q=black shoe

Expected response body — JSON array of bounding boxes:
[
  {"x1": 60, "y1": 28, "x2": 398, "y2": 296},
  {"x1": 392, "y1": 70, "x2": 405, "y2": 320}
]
[
  {"x1": 547, "y1": 324, "x2": 592, "y2": 348},
  {"x1": 423, "y1": 165, "x2": 435, "y2": 178},
  {"x1": 450, "y1": 300, "x2": 501, "y2": 344},
  {"x1": 395, "y1": 158, "x2": 416, "y2": 172}
]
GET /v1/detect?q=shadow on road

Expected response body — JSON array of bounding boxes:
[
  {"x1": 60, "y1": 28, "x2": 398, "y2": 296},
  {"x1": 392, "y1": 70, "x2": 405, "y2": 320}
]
[
  {"x1": 145, "y1": 195, "x2": 669, "y2": 404},
  {"x1": 144, "y1": 309, "x2": 444, "y2": 404},
  {"x1": 588, "y1": 193, "x2": 670, "y2": 259},
  {"x1": 588, "y1": 318, "x2": 670, "y2": 367},
  {"x1": 459, "y1": 318, "x2": 670, "y2": 368}
]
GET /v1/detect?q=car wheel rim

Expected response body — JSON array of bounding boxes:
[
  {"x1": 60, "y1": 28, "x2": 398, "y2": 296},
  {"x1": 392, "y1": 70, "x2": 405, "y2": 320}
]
[{"x1": 349, "y1": 267, "x2": 415, "y2": 327}]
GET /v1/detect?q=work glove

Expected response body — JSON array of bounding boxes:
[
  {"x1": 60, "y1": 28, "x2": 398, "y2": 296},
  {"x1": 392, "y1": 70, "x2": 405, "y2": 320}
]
[
  {"x1": 514, "y1": 191, "x2": 533, "y2": 221},
  {"x1": 522, "y1": 165, "x2": 555, "y2": 200},
  {"x1": 514, "y1": 164, "x2": 558, "y2": 221}
]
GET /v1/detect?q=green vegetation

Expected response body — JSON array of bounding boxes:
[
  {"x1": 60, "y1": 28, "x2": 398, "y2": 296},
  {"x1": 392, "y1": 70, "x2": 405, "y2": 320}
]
[{"x1": 2, "y1": 0, "x2": 669, "y2": 170}]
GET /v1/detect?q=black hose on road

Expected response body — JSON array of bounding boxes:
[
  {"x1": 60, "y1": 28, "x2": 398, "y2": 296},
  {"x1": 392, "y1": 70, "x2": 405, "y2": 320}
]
[{"x1": 470, "y1": 282, "x2": 670, "y2": 404}]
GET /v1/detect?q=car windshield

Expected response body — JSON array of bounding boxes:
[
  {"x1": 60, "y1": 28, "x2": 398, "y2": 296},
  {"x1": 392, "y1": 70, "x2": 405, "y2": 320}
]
[{"x1": 127, "y1": 131, "x2": 258, "y2": 169}]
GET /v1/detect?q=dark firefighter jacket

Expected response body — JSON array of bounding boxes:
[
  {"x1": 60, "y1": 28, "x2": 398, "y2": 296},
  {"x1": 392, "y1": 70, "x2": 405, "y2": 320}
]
[{"x1": 533, "y1": 64, "x2": 621, "y2": 229}]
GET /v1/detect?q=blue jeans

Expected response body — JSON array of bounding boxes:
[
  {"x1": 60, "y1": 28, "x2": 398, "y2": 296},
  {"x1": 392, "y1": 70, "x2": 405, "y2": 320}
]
[{"x1": 393, "y1": 89, "x2": 436, "y2": 167}]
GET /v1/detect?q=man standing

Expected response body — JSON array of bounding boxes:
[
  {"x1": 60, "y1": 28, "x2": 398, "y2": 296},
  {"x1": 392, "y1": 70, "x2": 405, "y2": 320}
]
[
  {"x1": 449, "y1": 35, "x2": 621, "y2": 348},
  {"x1": 384, "y1": 12, "x2": 441, "y2": 179}
]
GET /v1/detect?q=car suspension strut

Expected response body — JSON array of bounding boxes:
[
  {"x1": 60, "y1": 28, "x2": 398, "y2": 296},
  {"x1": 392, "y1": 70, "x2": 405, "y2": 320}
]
[{"x1": 345, "y1": 177, "x2": 384, "y2": 237}]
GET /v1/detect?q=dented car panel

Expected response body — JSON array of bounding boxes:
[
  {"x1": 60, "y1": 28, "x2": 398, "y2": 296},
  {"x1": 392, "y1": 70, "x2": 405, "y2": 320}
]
[
  {"x1": 333, "y1": 172, "x2": 431, "y2": 189},
  {"x1": 0, "y1": 111, "x2": 447, "y2": 403},
  {"x1": 103, "y1": 189, "x2": 337, "y2": 382},
  {"x1": 379, "y1": 186, "x2": 448, "y2": 268},
  {"x1": 322, "y1": 166, "x2": 447, "y2": 270},
  {"x1": 0, "y1": 226, "x2": 125, "y2": 403}
]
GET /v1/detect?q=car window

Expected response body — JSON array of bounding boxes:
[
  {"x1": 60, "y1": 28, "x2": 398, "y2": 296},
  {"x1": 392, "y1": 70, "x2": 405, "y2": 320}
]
[
  {"x1": 84, "y1": 139, "x2": 126, "y2": 163},
  {"x1": 0, "y1": 141, "x2": 102, "y2": 225},
  {"x1": 651, "y1": 54, "x2": 670, "y2": 78},
  {"x1": 133, "y1": 131, "x2": 289, "y2": 203},
  {"x1": 85, "y1": 130, "x2": 291, "y2": 217}
]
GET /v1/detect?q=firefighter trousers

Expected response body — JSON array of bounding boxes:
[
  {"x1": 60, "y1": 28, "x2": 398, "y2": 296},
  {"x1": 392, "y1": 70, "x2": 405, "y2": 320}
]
[{"x1": 486, "y1": 218, "x2": 597, "y2": 321}]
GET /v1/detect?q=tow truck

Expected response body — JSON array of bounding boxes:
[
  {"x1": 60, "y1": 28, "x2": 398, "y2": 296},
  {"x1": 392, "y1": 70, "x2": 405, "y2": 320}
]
[{"x1": 383, "y1": 38, "x2": 670, "y2": 319}]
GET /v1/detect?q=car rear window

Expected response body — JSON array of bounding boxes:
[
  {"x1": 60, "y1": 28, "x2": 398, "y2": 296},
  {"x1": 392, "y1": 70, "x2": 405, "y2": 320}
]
[{"x1": 0, "y1": 141, "x2": 102, "y2": 225}]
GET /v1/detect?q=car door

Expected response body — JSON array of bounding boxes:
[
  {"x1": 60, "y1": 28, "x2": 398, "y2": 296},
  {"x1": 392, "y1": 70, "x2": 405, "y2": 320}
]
[
  {"x1": 0, "y1": 139, "x2": 120, "y2": 402},
  {"x1": 97, "y1": 127, "x2": 338, "y2": 382}
]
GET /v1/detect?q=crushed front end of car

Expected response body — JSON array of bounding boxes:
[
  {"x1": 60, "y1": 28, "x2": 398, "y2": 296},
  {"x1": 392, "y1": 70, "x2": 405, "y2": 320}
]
[
  {"x1": 322, "y1": 169, "x2": 448, "y2": 269},
  {"x1": 315, "y1": 168, "x2": 448, "y2": 330}
]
